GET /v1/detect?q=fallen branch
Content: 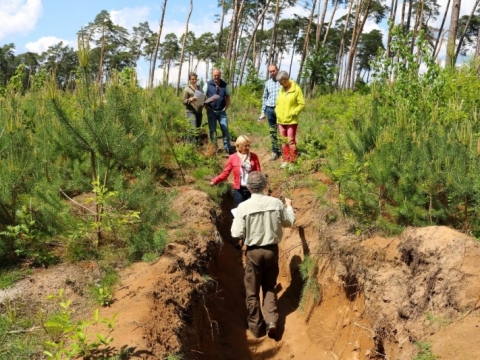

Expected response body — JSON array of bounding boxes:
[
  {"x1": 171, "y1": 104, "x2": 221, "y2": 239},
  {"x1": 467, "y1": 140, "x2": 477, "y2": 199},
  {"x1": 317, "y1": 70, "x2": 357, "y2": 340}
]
[
  {"x1": 7, "y1": 326, "x2": 40, "y2": 334},
  {"x1": 354, "y1": 322, "x2": 374, "y2": 334},
  {"x1": 59, "y1": 188, "x2": 96, "y2": 215}
]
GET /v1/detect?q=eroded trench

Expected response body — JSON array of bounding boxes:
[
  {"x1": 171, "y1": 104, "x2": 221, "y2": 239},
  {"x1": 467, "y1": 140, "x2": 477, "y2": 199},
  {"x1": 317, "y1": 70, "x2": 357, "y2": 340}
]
[
  {"x1": 174, "y1": 189, "x2": 395, "y2": 360},
  {"x1": 132, "y1": 186, "x2": 478, "y2": 359}
]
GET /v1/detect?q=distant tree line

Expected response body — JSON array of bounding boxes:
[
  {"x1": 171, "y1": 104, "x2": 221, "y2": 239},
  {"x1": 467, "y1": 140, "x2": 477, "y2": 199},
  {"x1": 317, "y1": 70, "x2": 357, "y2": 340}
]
[{"x1": 1, "y1": 0, "x2": 480, "y2": 96}]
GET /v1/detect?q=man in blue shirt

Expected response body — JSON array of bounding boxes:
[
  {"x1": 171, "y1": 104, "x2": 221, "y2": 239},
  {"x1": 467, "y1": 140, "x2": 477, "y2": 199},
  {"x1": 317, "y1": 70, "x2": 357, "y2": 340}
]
[
  {"x1": 259, "y1": 65, "x2": 281, "y2": 161},
  {"x1": 203, "y1": 68, "x2": 232, "y2": 155}
]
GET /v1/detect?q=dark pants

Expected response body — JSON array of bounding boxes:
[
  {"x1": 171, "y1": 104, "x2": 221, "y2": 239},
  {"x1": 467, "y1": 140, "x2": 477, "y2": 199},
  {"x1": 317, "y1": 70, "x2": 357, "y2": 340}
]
[
  {"x1": 244, "y1": 244, "x2": 279, "y2": 334},
  {"x1": 233, "y1": 186, "x2": 251, "y2": 207},
  {"x1": 265, "y1": 106, "x2": 280, "y2": 155},
  {"x1": 186, "y1": 111, "x2": 202, "y2": 145}
]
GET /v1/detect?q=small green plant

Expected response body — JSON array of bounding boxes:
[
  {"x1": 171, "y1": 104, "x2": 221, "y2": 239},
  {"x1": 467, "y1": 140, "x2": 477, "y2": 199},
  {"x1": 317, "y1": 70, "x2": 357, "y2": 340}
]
[
  {"x1": 425, "y1": 311, "x2": 450, "y2": 327},
  {"x1": 0, "y1": 206, "x2": 58, "y2": 266},
  {"x1": 201, "y1": 274, "x2": 213, "y2": 284},
  {"x1": 90, "y1": 269, "x2": 119, "y2": 306},
  {"x1": 92, "y1": 286, "x2": 114, "y2": 307},
  {"x1": 164, "y1": 353, "x2": 184, "y2": 360},
  {"x1": 414, "y1": 341, "x2": 437, "y2": 360},
  {"x1": 298, "y1": 255, "x2": 321, "y2": 311},
  {"x1": 42, "y1": 289, "x2": 117, "y2": 359},
  {"x1": 67, "y1": 179, "x2": 141, "y2": 253}
]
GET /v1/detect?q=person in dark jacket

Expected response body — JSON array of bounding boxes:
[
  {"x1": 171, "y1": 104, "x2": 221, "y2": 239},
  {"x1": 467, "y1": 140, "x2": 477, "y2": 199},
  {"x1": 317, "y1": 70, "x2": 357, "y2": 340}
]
[{"x1": 203, "y1": 68, "x2": 232, "y2": 155}]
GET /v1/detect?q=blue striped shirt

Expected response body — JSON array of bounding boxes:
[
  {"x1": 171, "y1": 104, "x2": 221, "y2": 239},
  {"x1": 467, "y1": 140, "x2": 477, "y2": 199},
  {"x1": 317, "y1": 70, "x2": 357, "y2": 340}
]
[{"x1": 261, "y1": 78, "x2": 281, "y2": 113}]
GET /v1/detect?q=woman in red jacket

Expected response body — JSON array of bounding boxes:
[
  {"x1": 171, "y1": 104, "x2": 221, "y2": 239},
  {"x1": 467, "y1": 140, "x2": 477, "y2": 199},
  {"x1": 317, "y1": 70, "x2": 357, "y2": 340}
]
[{"x1": 210, "y1": 135, "x2": 262, "y2": 206}]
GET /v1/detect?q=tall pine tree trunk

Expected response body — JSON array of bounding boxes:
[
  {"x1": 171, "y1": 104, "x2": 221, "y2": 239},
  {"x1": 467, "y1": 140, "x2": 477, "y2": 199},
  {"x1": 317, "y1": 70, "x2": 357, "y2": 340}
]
[
  {"x1": 322, "y1": 0, "x2": 339, "y2": 46},
  {"x1": 343, "y1": 0, "x2": 373, "y2": 89},
  {"x1": 446, "y1": 0, "x2": 461, "y2": 68},
  {"x1": 400, "y1": 0, "x2": 407, "y2": 31},
  {"x1": 433, "y1": 0, "x2": 450, "y2": 58},
  {"x1": 335, "y1": 0, "x2": 354, "y2": 88},
  {"x1": 267, "y1": 0, "x2": 281, "y2": 65},
  {"x1": 405, "y1": 0, "x2": 413, "y2": 34},
  {"x1": 297, "y1": 0, "x2": 317, "y2": 84},
  {"x1": 149, "y1": 0, "x2": 168, "y2": 89},
  {"x1": 410, "y1": 0, "x2": 424, "y2": 54},
  {"x1": 289, "y1": 33, "x2": 299, "y2": 75},
  {"x1": 232, "y1": 19, "x2": 246, "y2": 88},
  {"x1": 455, "y1": 0, "x2": 480, "y2": 61},
  {"x1": 256, "y1": 16, "x2": 266, "y2": 73},
  {"x1": 343, "y1": 0, "x2": 363, "y2": 89},
  {"x1": 97, "y1": 23, "x2": 105, "y2": 89},
  {"x1": 217, "y1": 0, "x2": 226, "y2": 60},
  {"x1": 176, "y1": 0, "x2": 193, "y2": 95},
  {"x1": 386, "y1": 0, "x2": 398, "y2": 57},
  {"x1": 315, "y1": 0, "x2": 328, "y2": 48},
  {"x1": 226, "y1": 0, "x2": 245, "y2": 83},
  {"x1": 238, "y1": 0, "x2": 272, "y2": 85}
]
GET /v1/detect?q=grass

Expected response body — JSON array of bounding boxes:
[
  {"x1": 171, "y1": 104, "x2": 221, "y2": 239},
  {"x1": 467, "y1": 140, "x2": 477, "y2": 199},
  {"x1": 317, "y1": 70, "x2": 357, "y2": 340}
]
[
  {"x1": 425, "y1": 311, "x2": 451, "y2": 327},
  {"x1": 0, "y1": 267, "x2": 32, "y2": 289},
  {"x1": 298, "y1": 255, "x2": 321, "y2": 311},
  {"x1": 0, "y1": 299, "x2": 46, "y2": 359}
]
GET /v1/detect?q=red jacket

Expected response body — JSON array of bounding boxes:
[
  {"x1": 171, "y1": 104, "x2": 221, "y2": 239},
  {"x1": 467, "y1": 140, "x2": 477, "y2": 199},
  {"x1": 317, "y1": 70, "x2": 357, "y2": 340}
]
[{"x1": 212, "y1": 152, "x2": 262, "y2": 189}]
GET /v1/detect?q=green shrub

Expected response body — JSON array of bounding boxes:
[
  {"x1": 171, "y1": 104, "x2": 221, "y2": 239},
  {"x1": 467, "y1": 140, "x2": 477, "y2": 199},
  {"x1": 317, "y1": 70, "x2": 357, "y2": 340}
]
[{"x1": 414, "y1": 342, "x2": 437, "y2": 360}]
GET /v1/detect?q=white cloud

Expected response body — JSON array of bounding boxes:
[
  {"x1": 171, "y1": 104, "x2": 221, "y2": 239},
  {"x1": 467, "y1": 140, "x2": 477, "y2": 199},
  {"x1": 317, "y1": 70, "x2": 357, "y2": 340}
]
[
  {"x1": 0, "y1": 0, "x2": 43, "y2": 41},
  {"x1": 25, "y1": 36, "x2": 72, "y2": 53},
  {"x1": 110, "y1": 6, "x2": 151, "y2": 30}
]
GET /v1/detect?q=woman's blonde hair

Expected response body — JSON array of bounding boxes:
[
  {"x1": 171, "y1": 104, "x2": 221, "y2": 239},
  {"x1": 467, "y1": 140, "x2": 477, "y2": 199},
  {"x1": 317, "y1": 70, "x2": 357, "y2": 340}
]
[{"x1": 235, "y1": 135, "x2": 251, "y2": 150}]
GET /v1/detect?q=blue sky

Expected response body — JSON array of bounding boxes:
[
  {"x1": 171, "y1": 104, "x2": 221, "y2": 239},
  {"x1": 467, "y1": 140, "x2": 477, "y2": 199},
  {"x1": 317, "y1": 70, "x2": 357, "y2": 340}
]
[
  {"x1": 0, "y1": 0, "x2": 477, "y2": 86},
  {"x1": 3, "y1": 0, "x2": 221, "y2": 52},
  {"x1": 1, "y1": 0, "x2": 229, "y2": 86}
]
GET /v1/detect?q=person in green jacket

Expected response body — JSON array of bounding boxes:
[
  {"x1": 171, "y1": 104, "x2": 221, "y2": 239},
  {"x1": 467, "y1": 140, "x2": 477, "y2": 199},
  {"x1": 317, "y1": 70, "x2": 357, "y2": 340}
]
[
  {"x1": 182, "y1": 72, "x2": 204, "y2": 145},
  {"x1": 275, "y1": 71, "x2": 305, "y2": 169}
]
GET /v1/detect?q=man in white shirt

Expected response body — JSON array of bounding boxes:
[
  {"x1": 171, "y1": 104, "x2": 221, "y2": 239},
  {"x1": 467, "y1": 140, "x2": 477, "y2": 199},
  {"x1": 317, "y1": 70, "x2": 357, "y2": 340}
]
[
  {"x1": 259, "y1": 65, "x2": 282, "y2": 161},
  {"x1": 231, "y1": 171, "x2": 295, "y2": 338}
]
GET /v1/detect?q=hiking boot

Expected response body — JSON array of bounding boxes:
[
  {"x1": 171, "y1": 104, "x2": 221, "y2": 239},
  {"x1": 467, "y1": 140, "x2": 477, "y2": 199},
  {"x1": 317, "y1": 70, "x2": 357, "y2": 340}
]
[
  {"x1": 266, "y1": 322, "x2": 277, "y2": 337},
  {"x1": 246, "y1": 320, "x2": 266, "y2": 338},
  {"x1": 269, "y1": 153, "x2": 280, "y2": 161}
]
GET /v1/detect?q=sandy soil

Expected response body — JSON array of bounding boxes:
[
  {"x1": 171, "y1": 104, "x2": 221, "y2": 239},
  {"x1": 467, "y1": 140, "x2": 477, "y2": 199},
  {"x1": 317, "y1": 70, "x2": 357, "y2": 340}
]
[{"x1": 2, "y1": 148, "x2": 480, "y2": 360}]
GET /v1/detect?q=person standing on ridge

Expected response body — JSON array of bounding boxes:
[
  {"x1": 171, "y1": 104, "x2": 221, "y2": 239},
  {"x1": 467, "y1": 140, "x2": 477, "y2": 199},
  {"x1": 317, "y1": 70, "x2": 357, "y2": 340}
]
[
  {"x1": 182, "y1": 72, "x2": 204, "y2": 145},
  {"x1": 231, "y1": 171, "x2": 295, "y2": 338},
  {"x1": 203, "y1": 68, "x2": 232, "y2": 156},
  {"x1": 259, "y1": 64, "x2": 281, "y2": 161},
  {"x1": 275, "y1": 71, "x2": 305, "y2": 169}
]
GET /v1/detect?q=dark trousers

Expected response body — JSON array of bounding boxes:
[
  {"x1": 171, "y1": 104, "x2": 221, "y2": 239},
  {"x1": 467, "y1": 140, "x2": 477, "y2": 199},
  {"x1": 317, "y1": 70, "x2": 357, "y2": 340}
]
[
  {"x1": 265, "y1": 106, "x2": 280, "y2": 155},
  {"x1": 233, "y1": 186, "x2": 251, "y2": 207},
  {"x1": 244, "y1": 244, "x2": 279, "y2": 334}
]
